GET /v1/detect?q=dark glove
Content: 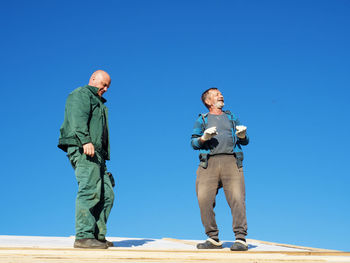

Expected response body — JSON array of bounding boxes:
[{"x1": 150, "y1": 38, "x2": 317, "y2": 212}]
[{"x1": 107, "y1": 172, "x2": 115, "y2": 187}]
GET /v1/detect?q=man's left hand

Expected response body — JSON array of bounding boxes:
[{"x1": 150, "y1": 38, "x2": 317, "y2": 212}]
[{"x1": 236, "y1": 125, "x2": 247, "y2": 139}]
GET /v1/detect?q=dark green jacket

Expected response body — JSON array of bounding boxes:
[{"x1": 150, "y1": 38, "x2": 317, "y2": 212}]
[{"x1": 58, "y1": 85, "x2": 110, "y2": 160}]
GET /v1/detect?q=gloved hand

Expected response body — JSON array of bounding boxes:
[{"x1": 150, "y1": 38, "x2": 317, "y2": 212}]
[
  {"x1": 236, "y1": 125, "x2": 247, "y2": 139},
  {"x1": 201, "y1": 126, "x2": 218, "y2": 141}
]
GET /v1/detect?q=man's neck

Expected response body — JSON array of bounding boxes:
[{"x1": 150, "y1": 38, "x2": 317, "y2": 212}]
[{"x1": 209, "y1": 108, "x2": 223, "y2": 115}]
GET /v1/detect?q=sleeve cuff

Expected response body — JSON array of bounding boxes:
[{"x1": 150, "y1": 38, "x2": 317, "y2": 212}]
[
  {"x1": 192, "y1": 137, "x2": 203, "y2": 149},
  {"x1": 78, "y1": 135, "x2": 92, "y2": 145}
]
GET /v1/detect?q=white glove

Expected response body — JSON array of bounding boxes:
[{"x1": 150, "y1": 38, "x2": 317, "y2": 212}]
[
  {"x1": 201, "y1": 126, "x2": 218, "y2": 141},
  {"x1": 236, "y1": 125, "x2": 247, "y2": 139}
]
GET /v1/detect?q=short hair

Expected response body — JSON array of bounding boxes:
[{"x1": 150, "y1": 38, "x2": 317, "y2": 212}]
[{"x1": 201, "y1": 87, "x2": 218, "y2": 109}]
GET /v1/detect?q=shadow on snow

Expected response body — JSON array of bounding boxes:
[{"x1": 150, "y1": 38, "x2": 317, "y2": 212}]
[{"x1": 112, "y1": 239, "x2": 156, "y2": 247}]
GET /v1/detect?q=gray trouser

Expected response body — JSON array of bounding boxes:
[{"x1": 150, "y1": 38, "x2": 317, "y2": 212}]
[{"x1": 196, "y1": 154, "x2": 247, "y2": 240}]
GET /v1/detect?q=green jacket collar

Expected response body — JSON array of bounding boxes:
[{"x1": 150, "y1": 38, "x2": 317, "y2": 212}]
[{"x1": 85, "y1": 85, "x2": 107, "y2": 103}]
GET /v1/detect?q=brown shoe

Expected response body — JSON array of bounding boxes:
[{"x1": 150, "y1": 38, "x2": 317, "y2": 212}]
[
  {"x1": 74, "y1": 238, "x2": 108, "y2": 249},
  {"x1": 99, "y1": 239, "x2": 114, "y2": 247}
]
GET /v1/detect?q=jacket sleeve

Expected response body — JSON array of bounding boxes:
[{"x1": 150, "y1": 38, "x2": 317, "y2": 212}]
[
  {"x1": 191, "y1": 116, "x2": 204, "y2": 150},
  {"x1": 65, "y1": 90, "x2": 92, "y2": 145},
  {"x1": 233, "y1": 114, "x2": 249, "y2": 146}
]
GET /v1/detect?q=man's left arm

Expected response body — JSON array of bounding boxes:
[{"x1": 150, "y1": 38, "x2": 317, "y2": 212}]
[{"x1": 234, "y1": 116, "x2": 249, "y2": 146}]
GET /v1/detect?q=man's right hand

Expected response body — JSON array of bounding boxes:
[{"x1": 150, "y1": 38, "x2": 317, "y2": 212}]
[
  {"x1": 83, "y1": 143, "x2": 95, "y2": 157},
  {"x1": 201, "y1": 126, "x2": 218, "y2": 142}
]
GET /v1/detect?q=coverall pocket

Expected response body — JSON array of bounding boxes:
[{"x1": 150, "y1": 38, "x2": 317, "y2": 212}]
[{"x1": 67, "y1": 146, "x2": 82, "y2": 168}]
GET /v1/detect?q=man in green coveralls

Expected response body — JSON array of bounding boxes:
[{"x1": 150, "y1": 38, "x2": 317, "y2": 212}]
[{"x1": 58, "y1": 70, "x2": 114, "y2": 249}]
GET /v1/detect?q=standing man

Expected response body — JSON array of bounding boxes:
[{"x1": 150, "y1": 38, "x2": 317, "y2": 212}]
[
  {"x1": 58, "y1": 70, "x2": 115, "y2": 249},
  {"x1": 191, "y1": 87, "x2": 249, "y2": 251}
]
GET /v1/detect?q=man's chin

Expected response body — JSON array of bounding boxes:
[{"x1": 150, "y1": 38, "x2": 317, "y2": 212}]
[{"x1": 215, "y1": 102, "x2": 224, "y2": 109}]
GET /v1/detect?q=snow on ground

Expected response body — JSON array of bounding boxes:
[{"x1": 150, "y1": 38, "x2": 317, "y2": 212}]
[{"x1": 0, "y1": 235, "x2": 308, "y2": 251}]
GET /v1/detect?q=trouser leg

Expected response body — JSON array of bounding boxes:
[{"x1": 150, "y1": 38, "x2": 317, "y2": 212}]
[
  {"x1": 67, "y1": 147, "x2": 114, "y2": 240},
  {"x1": 94, "y1": 167, "x2": 115, "y2": 241},
  {"x1": 220, "y1": 155, "x2": 247, "y2": 240},
  {"x1": 196, "y1": 157, "x2": 220, "y2": 240},
  {"x1": 74, "y1": 154, "x2": 102, "y2": 240}
]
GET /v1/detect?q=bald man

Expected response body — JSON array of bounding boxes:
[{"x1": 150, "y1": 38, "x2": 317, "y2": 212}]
[{"x1": 58, "y1": 70, "x2": 115, "y2": 249}]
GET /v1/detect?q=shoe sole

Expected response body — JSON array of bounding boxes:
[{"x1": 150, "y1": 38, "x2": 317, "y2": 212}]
[{"x1": 74, "y1": 245, "x2": 108, "y2": 249}]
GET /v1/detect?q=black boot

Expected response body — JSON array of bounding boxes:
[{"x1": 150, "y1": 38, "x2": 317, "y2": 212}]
[
  {"x1": 197, "y1": 238, "x2": 223, "y2": 249},
  {"x1": 230, "y1": 239, "x2": 248, "y2": 251},
  {"x1": 74, "y1": 238, "x2": 108, "y2": 249}
]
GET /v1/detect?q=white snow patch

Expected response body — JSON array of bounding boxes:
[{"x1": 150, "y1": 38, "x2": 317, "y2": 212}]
[{"x1": 0, "y1": 235, "x2": 308, "y2": 251}]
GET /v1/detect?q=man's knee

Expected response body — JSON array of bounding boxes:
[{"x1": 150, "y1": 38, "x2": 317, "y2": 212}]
[
  {"x1": 76, "y1": 166, "x2": 102, "y2": 201},
  {"x1": 77, "y1": 184, "x2": 102, "y2": 204},
  {"x1": 197, "y1": 186, "x2": 216, "y2": 207}
]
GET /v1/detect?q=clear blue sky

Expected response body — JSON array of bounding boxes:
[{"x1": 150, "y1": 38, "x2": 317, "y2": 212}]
[{"x1": 0, "y1": 0, "x2": 349, "y2": 252}]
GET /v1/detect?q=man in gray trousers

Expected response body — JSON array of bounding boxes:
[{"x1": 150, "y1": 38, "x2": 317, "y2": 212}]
[{"x1": 191, "y1": 87, "x2": 249, "y2": 251}]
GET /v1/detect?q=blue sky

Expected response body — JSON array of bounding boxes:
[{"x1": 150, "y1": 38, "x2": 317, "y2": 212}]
[{"x1": 0, "y1": 0, "x2": 349, "y2": 252}]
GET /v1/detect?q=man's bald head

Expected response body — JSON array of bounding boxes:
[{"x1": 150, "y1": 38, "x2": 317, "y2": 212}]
[{"x1": 88, "y1": 70, "x2": 111, "y2": 97}]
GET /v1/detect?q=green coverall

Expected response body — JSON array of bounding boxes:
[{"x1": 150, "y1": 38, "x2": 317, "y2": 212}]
[{"x1": 58, "y1": 85, "x2": 114, "y2": 241}]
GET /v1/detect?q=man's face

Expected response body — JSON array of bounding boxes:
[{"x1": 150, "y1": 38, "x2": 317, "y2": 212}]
[
  {"x1": 94, "y1": 74, "x2": 111, "y2": 97},
  {"x1": 206, "y1": 89, "x2": 224, "y2": 109}
]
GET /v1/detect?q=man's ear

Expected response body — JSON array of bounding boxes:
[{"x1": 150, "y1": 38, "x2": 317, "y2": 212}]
[{"x1": 204, "y1": 98, "x2": 211, "y2": 108}]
